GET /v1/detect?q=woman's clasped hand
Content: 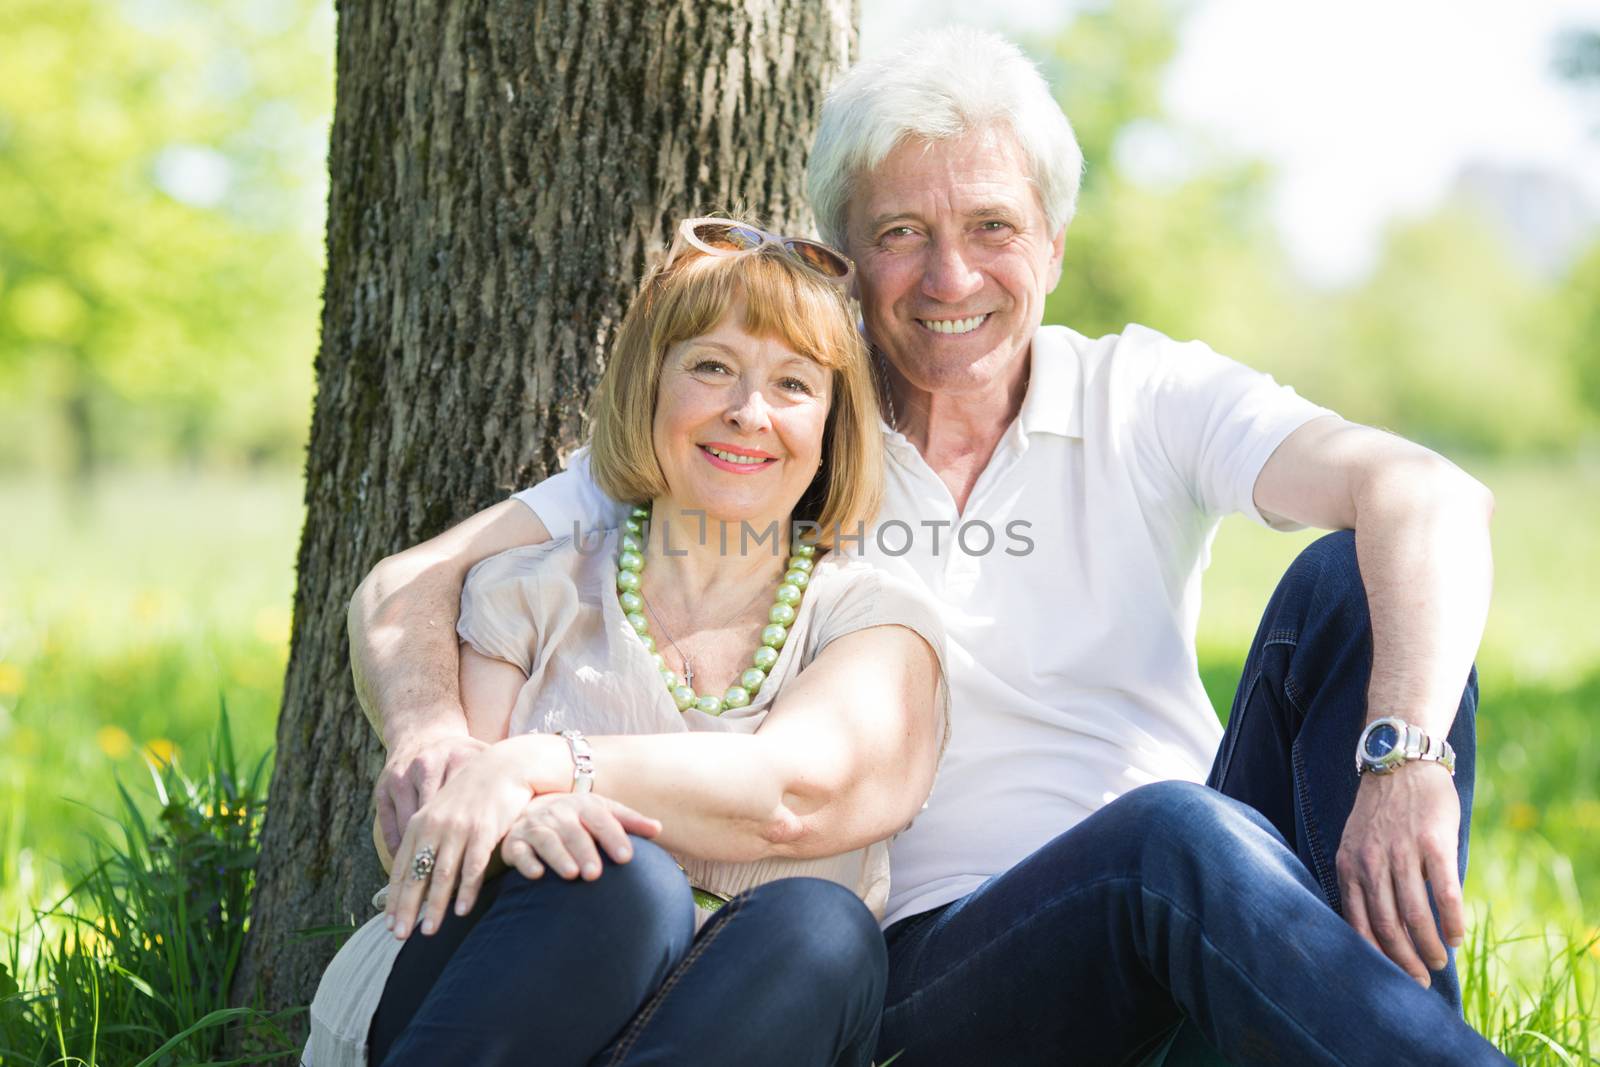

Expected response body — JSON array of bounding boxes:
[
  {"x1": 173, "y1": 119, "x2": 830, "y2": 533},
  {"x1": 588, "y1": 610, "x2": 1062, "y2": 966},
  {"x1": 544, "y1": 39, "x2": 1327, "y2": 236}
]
[{"x1": 384, "y1": 737, "x2": 663, "y2": 937}]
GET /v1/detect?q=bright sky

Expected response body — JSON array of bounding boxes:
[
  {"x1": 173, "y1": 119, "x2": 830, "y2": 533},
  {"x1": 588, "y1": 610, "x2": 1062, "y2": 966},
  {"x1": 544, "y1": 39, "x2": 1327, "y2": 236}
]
[{"x1": 862, "y1": 0, "x2": 1600, "y2": 284}]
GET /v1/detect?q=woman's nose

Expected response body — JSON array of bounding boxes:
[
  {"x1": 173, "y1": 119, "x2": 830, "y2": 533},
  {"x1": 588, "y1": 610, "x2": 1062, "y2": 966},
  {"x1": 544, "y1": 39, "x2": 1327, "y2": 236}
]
[{"x1": 725, "y1": 382, "x2": 772, "y2": 432}]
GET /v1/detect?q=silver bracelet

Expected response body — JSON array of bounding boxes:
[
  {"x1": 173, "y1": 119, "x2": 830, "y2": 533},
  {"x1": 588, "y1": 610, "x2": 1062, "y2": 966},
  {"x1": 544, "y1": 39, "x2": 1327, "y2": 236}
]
[{"x1": 559, "y1": 729, "x2": 594, "y2": 793}]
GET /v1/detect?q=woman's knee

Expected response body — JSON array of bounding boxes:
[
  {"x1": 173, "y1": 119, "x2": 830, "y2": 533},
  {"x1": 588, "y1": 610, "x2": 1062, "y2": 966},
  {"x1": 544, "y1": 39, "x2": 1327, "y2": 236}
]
[
  {"x1": 735, "y1": 879, "x2": 887, "y2": 1001},
  {"x1": 499, "y1": 834, "x2": 693, "y2": 937}
]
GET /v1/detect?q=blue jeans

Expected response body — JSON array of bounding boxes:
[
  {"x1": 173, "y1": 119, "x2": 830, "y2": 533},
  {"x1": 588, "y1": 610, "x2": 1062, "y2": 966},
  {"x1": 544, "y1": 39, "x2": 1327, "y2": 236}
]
[
  {"x1": 369, "y1": 843, "x2": 886, "y2": 1066},
  {"x1": 878, "y1": 531, "x2": 1507, "y2": 1065}
]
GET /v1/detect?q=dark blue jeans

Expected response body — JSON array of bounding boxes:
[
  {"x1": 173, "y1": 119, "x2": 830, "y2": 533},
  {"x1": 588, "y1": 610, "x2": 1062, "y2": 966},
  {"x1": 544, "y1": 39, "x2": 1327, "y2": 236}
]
[
  {"x1": 878, "y1": 531, "x2": 1507, "y2": 1065},
  {"x1": 369, "y1": 842, "x2": 886, "y2": 1066}
]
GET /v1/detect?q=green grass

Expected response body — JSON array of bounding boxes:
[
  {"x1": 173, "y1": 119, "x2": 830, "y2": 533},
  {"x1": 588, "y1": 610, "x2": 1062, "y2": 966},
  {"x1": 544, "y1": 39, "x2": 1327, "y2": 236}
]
[
  {"x1": 1, "y1": 460, "x2": 1596, "y2": 1061},
  {"x1": 0, "y1": 472, "x2": 298, "y2": 929},
  {"x1": 1, "y1": 709, "x2": 301, "y2": 1064}
]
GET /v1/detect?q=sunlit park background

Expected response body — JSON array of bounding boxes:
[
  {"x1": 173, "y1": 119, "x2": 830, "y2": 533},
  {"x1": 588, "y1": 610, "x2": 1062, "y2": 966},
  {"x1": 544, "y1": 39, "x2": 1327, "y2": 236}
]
[{"x1": 3, "y1": 0, "x2": 1599, "y2": 1060}]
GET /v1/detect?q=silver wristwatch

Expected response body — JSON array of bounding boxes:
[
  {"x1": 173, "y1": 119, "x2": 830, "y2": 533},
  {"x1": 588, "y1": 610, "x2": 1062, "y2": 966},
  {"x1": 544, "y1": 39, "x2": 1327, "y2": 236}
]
[
  {"x1": 1355, "y1": 716, "x2": 1456, "y2": 777},
  {"x1": 560, "y1": 729, "x2": 595, "y2": 793}
]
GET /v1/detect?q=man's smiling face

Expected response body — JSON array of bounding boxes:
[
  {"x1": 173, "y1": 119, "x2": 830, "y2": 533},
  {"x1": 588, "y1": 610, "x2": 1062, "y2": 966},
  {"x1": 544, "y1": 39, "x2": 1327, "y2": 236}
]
[{"x1": 843, "y1": 125, "x2": 1066, "y2": 399}]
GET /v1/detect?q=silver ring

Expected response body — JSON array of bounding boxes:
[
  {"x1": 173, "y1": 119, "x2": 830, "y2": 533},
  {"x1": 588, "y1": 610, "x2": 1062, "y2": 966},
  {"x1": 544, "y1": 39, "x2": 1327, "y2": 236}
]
[{"x1": 410, "y1": 844, "x2": 437, "y2": 882}]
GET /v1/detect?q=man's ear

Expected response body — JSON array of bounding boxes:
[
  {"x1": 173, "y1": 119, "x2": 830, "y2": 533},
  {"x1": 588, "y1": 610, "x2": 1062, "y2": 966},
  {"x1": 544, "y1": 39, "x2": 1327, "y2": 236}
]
[{"x1": 1045, "y1": 225, "x2": 1067, "y2": 294}]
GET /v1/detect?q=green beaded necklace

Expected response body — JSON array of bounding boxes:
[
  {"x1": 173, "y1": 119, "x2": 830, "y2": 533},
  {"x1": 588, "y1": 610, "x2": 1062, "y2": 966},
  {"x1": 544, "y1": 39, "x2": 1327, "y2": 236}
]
[{"x1": 615, "y1": 504, "x2": 817, "y2": 716}]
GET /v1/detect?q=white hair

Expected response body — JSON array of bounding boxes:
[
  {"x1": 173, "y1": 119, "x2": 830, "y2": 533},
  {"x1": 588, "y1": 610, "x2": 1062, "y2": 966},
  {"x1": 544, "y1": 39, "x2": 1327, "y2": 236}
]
[{"x1": 807, "y1": 27, "x2": 1085, "y2": 250}]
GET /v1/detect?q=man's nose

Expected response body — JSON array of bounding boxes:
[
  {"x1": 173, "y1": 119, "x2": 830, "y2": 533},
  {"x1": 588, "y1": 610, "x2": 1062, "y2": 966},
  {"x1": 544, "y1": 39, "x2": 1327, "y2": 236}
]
[{"x1": 920, "y1": 239, "x2": 983, "y2": 304}]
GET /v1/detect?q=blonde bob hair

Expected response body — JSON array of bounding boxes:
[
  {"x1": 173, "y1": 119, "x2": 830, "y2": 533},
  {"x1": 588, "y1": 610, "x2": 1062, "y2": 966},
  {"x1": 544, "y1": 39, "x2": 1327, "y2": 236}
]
[{"x1": 588, "y1": 243, "x2": 883, "y2": 548}]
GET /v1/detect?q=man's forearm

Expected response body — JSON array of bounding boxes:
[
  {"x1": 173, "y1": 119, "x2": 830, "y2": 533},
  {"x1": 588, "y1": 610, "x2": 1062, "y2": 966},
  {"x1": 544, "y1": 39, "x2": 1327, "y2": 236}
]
[
  {"x1": 350, "y1": 499, "x2": 554, "y2": 749},
  {"x1": 349, "y1": 554, "x2": 475, "y2": 747},
  {"x1": 1354, "y1": 456, "x2": 1494, "y2": 736}
]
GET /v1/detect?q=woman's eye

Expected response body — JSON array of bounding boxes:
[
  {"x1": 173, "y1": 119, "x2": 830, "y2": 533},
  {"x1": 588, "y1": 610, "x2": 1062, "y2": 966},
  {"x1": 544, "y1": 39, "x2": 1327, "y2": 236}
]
[
  {"x1": 693, "y1": 360, "x2": 730, "y2": 375},
  {"x1": 779, "y1": 378, "x2": 815, "y2": 395}
]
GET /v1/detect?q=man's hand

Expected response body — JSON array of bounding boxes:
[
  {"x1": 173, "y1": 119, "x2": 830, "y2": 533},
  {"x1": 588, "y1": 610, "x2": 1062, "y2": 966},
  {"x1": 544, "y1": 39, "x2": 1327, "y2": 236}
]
[
  {"x1": 376, "y1": 725, "x2": 490, "y2": 854},
  {"x1": 384, "y1": 738, "x2": 540, "y2": 939},
  {"x1": 1335, "y1": 767, "x2": 1465, "y2": 987}
]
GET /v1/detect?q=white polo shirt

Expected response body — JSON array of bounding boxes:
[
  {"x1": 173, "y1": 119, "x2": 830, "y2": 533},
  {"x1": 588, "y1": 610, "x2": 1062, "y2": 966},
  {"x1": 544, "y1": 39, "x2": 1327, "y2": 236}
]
[{"x1": 513, "y1": 323, "x2": 1334, "y2": 927}]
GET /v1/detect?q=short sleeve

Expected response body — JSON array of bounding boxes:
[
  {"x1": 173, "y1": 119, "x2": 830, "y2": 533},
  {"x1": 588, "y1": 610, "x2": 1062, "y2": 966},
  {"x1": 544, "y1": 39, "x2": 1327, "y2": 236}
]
[
  {"x1": 1130, "y1": 326, "x2": 1336, "y2": 529},
  {"x1": 511, "y1": 447, "x2": 630, "y2": 540},
  {"x1": 805, "y1": 563, "x2": 952, "y2": 748},
  {"x1": 455, "y1": 548, "x2": 551, "y2": 675}
]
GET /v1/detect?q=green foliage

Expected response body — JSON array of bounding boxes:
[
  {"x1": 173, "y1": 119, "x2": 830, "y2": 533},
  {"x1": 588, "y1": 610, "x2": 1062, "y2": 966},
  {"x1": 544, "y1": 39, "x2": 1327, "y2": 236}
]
[
  {"x1": 0, "y1": 709, "x2": 300, "y2": 1065},
  {"x1": 1556, "y1": 241, "x2": 1600, "y2": 420},
  {"x1": 0, "y1": 0, "x2": 330, "y2": 475},
  {"x1": 1033, "y1": 2, "x2": 1600, "y2": 458},
  {"x1": 1307, "y1": 207, "x2": 1587, "y2": 455}
]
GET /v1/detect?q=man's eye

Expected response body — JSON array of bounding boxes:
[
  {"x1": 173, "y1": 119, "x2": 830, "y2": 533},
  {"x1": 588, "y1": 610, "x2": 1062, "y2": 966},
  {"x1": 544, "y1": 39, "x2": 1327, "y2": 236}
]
[
  {"x1": 880, "y1": 226, "x2": 917, "y2": 242},
  {"x1": 978, "y1": 220, "x2": 1013, "y2": 235}
]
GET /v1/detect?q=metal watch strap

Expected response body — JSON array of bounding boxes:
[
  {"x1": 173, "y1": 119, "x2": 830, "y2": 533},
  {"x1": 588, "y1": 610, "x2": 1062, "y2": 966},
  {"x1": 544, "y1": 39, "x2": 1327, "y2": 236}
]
[
  {"x1": 1417, "y1": 726, "x2": 1457, "y2": 774},
  {"x1": 1400, "y1": 720, "x2": 1457, "y2": 774},
  {"x1": 559, "y1": 729, "x2": 595, "y2": 793}
]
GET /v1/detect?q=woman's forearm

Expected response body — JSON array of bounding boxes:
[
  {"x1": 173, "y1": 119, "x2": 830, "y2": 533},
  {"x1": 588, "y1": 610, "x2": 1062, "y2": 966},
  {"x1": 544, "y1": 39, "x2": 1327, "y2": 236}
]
[
  {"x1": 502, "y1": 731, "x2": 805, "y2": 863},
  {"x1": 502, "y1": 625, "x2": 944, "y2": 864}
]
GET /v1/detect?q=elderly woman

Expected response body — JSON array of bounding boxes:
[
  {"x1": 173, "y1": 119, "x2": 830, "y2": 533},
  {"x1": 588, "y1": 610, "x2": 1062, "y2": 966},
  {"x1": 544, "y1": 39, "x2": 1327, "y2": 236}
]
[{"x1": 306, "y1": 220, "x2": 948, "y2": 1067}]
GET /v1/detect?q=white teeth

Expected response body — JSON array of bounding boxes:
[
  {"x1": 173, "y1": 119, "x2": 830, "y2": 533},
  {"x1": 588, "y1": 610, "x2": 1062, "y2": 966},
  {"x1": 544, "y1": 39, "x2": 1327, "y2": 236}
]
[
  {"x1": 706, "y1": 447, "x2": 767, "y2": 465},
  {"x1": 919, "y1": 315, "x2": 986, "y2": 335}
]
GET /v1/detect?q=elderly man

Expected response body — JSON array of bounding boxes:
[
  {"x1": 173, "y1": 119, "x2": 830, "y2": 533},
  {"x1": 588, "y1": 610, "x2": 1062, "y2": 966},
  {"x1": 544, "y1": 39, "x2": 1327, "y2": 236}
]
[{"x1": 352, "y1": 27, "x2": 1509, "y2": 1066}]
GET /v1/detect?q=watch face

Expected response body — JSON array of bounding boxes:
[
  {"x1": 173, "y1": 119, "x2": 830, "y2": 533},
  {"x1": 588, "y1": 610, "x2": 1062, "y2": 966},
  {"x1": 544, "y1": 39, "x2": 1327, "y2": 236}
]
[{"x1": 1364, "y1": 722, "x2": 1400, "y2": 760}]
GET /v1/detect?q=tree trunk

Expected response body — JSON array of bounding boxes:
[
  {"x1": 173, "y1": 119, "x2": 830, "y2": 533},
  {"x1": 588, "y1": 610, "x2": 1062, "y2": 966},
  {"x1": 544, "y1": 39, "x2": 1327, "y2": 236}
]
[{"x1": 236, "y1": 0, "x2": 856, "y2": 1032}]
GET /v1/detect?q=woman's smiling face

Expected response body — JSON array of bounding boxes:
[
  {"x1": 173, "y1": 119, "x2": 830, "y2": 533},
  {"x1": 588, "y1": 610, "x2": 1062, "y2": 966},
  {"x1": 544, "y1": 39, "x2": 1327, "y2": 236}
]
[{"x1": 651, "y1": 296, "x2": 833, "y2": 529}]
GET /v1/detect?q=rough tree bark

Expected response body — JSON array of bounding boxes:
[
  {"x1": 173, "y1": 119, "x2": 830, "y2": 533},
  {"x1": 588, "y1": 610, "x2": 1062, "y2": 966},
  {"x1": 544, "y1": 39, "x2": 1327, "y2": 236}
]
[{"x1": 235, "y1": 0, "x2": 856, "y2": 1030}]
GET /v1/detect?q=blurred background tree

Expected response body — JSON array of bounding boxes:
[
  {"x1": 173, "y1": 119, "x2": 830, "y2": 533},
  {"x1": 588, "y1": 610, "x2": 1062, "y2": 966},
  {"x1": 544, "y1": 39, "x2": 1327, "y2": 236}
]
[
  {"x1": 0, "y1": 0, "x2": 329, "y2": 480},
  {"x1": 2, "y1": 0, "x2": 1595, "y2": 479},
  {"x1": 1037, "y1": 0, "x2": 1599, "y2": 458}
]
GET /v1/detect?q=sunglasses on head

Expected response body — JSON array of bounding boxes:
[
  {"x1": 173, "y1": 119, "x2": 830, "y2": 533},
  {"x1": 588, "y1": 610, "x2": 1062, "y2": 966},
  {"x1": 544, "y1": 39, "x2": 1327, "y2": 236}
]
[{"x1": 669, "y1": 217, "x2": 855, "y2": 291}]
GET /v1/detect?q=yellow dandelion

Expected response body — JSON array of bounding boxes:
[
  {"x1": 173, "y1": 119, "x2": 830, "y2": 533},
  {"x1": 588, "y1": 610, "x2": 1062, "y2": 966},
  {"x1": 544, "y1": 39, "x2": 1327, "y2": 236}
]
[
  {"x1": 96, "y1": 724, "x2": 133, "y2": 760},
  {"x1": 0, "y1": 663, "x2": 23, "y2": 695},
  {"x1": 1506, "y1": 802, "x2": 1539, "y2": 832},
  {"x1": 144, "y1": 738, "x2": 178, "y2": 766}
]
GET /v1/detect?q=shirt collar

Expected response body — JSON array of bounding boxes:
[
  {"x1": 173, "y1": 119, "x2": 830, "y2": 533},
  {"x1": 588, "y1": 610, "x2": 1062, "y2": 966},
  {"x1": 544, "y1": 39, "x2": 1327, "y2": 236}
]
[
  {"x1": 873, "y1": 326, "x2": 1083, "y2": 448},
  {"x1": 1016, "y1": 326, "x2": 1083, "y2": 439}
]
